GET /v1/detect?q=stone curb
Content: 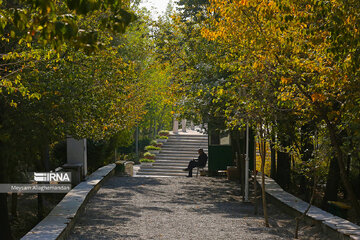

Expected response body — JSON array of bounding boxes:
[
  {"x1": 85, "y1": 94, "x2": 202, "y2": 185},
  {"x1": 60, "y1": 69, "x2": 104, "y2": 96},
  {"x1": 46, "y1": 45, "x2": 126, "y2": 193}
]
[
  {"x1": 258, "y1": 174, "x2": 360, "y2": 240},
  {"x1": 21, "y1": 163, "x2": 116, "y2": 240}
]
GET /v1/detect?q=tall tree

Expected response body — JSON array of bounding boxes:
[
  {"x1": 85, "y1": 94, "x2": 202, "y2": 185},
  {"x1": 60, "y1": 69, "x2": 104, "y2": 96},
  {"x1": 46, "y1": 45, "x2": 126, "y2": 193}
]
[
  {"x1": 0, "y1": 0, "x2": 136, "y2": 238},
  {"x1": 201, "y1": 0, "x2": 360, "y2": 218}
]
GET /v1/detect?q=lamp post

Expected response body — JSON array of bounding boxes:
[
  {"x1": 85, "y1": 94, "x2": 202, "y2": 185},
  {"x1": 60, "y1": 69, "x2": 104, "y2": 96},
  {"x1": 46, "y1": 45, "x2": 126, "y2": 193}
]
[{"x1": 135, "y1": 125, "x2": 139, "y2": 160}]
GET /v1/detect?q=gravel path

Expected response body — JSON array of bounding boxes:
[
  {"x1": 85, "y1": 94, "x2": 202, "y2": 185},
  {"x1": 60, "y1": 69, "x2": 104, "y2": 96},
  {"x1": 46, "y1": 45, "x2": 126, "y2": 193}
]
[{"x1": 68, "y1": 176, "x2": 332, "y2": 240}]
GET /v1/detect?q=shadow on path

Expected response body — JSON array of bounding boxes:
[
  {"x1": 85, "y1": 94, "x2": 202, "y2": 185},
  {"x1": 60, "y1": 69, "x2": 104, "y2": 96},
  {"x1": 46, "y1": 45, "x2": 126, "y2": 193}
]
[{"x1": 68, "y1": 176, "x2": 331, "y2": 240}]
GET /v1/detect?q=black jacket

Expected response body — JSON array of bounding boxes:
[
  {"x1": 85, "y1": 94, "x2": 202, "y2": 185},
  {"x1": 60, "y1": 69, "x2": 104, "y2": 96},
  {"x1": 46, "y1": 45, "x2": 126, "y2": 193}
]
[{"x1": 197, "y1": 153, "x2": 208, "y2": 167}]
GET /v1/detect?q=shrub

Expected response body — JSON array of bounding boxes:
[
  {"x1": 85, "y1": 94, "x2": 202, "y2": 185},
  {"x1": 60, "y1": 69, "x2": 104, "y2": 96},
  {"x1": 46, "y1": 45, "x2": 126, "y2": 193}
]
[
  {"x1": 158, "y1": 130, "x2": 169, "y2": 136},
  {"x1": 144, "y1": 152, "x2": 155, "y2": 159},
  {"x1": 150, "y1": 140, "x2": 158, "y2": 146},
  {"x1": 145, "y1": 145, "x2": 161, "y2": 151},
  {"x1": 159, "y1": 136, "x2": 168, "y2": 139},
  {"x1": 139, "y1": 158, "x2": 155, "y2": 163},
  {"x1": 156, "y1": 143, "x2": 163, "y2": 148}
]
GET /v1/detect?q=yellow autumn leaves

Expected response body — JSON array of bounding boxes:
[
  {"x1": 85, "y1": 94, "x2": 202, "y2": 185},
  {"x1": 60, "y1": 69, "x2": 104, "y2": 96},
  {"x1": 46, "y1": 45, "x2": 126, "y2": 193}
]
[{"x1": 200, "y1": 0, "x2": 357, "y2": 119}]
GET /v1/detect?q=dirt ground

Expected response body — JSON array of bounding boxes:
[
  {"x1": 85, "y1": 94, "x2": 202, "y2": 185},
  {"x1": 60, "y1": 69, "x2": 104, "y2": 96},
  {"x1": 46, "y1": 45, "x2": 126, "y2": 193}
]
[{"x1": 68, "y1": 176, "x2": 335, "y2": 240}]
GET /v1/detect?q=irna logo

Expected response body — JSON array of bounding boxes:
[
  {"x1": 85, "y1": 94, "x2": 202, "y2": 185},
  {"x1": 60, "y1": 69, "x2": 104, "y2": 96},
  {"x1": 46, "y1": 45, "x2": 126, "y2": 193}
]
[{"x1": 33, "y1": 172, "x2": 71, "y2": 183}]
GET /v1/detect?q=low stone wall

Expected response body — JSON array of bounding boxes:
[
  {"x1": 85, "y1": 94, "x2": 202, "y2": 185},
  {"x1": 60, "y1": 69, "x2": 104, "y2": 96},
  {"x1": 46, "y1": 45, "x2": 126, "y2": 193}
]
[
  {"x1": 21, "y1": 163, "x2": 116, "y2": 240},
  {"x1": 259, "y1": 174, "x2": 360, "y2": 240}
]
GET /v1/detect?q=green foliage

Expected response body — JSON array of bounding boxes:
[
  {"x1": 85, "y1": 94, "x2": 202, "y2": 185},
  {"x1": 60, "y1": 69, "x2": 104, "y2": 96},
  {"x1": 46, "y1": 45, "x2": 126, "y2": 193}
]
[
  {"x1": 145, "y1": 145, "x2": 160, "y2": 150},
  {"x1": 158, "y1": 130, "x2": 169, "y2": 136},
  {"x1": 158, "y1": 136, "x2": 168, "y2": 139},
  {"x1": 0, "y1": 2, "x2": 183, "y2": 239},
  {"x1": 86, "y1": 140, "x2": 110, "y2": 172},
  {"x1": 139, "y1": 158, "x2": 155, "y2": 163},
  {"x1": 150, "y1": 140, "x2": 158, "y2": 146},
  {"x1": 143, "y1": 151, "x2": 155, "y2": 159},
  {"x1": 0, "y1": 0, "x2": 136, "y2": 49},
  {"x1": 143, "y1": 152, "x2": 155, "y2": 157},
  {"x1": 51, "y1": 141, "x2": 67, "y2": 167},
  {"x1": 114, "y1": 9, "x2": 179, "y2": 140},
  {"x1": 0, "y1": 0, "x2": 136, "y2": 99}
]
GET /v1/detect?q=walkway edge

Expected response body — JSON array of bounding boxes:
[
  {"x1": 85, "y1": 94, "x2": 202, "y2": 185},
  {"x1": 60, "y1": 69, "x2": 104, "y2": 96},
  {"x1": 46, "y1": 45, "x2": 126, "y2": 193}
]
[
  {"x1": 258, "y1": 174, "x2": 360, "y2": 240},
  {"x1": 21, "y1": 163, "x2": 116, "y2": 240}
]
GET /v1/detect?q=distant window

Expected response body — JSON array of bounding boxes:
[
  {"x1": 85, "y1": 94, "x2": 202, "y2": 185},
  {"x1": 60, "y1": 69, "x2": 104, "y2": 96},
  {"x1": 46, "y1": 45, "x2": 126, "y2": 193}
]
[
  {"x1": 210, "y1": 130, "x2": 231, "y2": 146},
  {"x1": 220, "y1": 133, "x2": 230, "y2": 145}
]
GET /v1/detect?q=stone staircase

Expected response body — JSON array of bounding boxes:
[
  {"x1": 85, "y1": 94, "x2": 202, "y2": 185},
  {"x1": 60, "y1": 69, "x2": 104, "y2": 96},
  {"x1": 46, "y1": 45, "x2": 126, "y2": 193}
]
[{"x1": 136, "y1": 130, "x2": 208, "y2": 177}]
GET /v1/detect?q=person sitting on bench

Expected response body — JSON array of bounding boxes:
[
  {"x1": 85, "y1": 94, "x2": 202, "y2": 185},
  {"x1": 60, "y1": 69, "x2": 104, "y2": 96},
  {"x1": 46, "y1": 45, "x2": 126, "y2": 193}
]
[{"x1": 183, "y1": 149, "x2": 207, "y2": 177}]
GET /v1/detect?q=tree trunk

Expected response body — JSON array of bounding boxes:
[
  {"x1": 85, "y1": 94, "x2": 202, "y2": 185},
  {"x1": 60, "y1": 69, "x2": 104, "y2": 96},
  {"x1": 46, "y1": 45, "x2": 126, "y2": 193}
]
[
  {"x1": 253, "y1": 154, "x2": 258, "y2": 215},
  {"x1": 276, "y1": 151, "x2": 291, "y2": 190},
  {"x1": 240, "y1": 154, "x2": 245, "y2": 199},
  {"x1": 148, "y1": 119, "x2": 152, "y2": 138},
  {"x1": 0, "y1": 193, "x2": 12, "y2": 240},
  {"x1": 275, "y1": 118, "x2": 294, "y2": 190},
  {"x1": 322, "y1": 156, "x2": 340, "y2": 209},
  {"x1": 358, "y1": 170, "x2": 360, "y2": 199},
  {"x1": 0, "y1": 160, "x2": 12, "y2": 239},
  {"x1": 259, "y1": 137, "x2": 269, "y2": 227},
  {"x1": 153, "y1": 119, "x2": 156, "y2": 138},
  {"x1": 270, "y1": 136, "x2": 276, "y2": 179},
  {"x1": 295, "y1": 175, "x2": 317, "y2": 238},
  {"x1": 37, "y1": 193, "x2": 43, "y2": 221},
  {"x1": 0, "y1": 101, "x2": 13, "y2": 239},
  {"x1": 37, "y1": 143, "x2": 50, "y2": 221},
  {"x1": 253, "y1": 130, "x2": 258, "y2": 215},
  {"x1": 11, "y1": 193, "x2": 17, "y2": 219},
  {"x1": 299, "y1": 124, "x2": 315, "y2": 201},
  {"x1": 325, "y1": 120, "x2": 360, "y2": 219},
  {"x1": 344, "y1": 155, "x2": 351, "y2": 199}
]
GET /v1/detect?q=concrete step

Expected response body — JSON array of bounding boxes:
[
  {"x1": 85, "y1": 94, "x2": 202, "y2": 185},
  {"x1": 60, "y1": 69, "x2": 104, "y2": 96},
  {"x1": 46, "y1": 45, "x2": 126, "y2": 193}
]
[
  {"x1": 135, "y1": 133, "x2": 208, "y2": 177},
  {"x1": 153, "y1": 158, "x2": 190, "y2": 163},
  {"x1": 166, "y1": 142, "x2": 207, "y2": 145},
  {"x1": 161, "y1": 145, "x2": 207, "y2": 149},
  {"x1": 158, "y1": 151, "x2": 205, "y2": 155},
  {"x1": 155, "y1": 156, "x2": 197, "y2": 161},
  {"x1": 157, "y1": 153, "x2": 196, "y2": 156},
  {"x1": 164, "y1": 145, "x2": 207, "y2": 148},
  {"x1": 167, "y1": 138, "x2": 207, "y2": 142},
  {"x1": 137, "y1": 167, "x2": 207, "y2": 175},
  {"x1": 158, "y1": 151, "x2": 204, "y2": 155},
  {"x1": 155, "y1": 159, "x2": 190, "y2": 166},
  {"x1": 154, "y1": 158, "x2": 190, "y2": 161},
  {"x1": 165, "y1": 145, "x2": 207, "y2": 148},
  {"x1": 167, "y1": 136, "x2": 208, "y2": 139},
  {"x1": 152, "y1": 163, "x2": 188, "y2": 167},
  {"x1": 147, "y1": 165, "x2": 209, "y2": 171},
  {"x1": 157, "y1": 156, "x2": 189, "y2": 160},
  {"x1": 164, "y1": 144, "x2": 207, "y2": 148},
  {"x1": 147, "y1": 165, "x2": 187, "y2": 169},
  {"x1": 169, "y1": 134, "x2": 207, "y2": 138},
  {"x1": 157, "y1": 154, "x2": 205, "y2": 158},
  {"x1": 158, "y1": 148, "x2": 208, "y2": 155},
  {"x1": 158, "y1": 149, "x2": 199, "y2": 157},
  {"x1": 164, "y1": 140, "x2": 208, "y2": 144},
  {"x1": 139, "y1": 167, "x2": 186, "y2": 172},
  {"x1": 165, "y1": 138, "x2": 208, "y2": 145},
  {"x1": 159, "y1": 152, "x2": 193, "y2": 156},
  {"x1": 167, "y1": 140, "x2": 207, "y2": 143},
  {"x1": 156, "y1": 155, "x2": 195, "y2": 159}
]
